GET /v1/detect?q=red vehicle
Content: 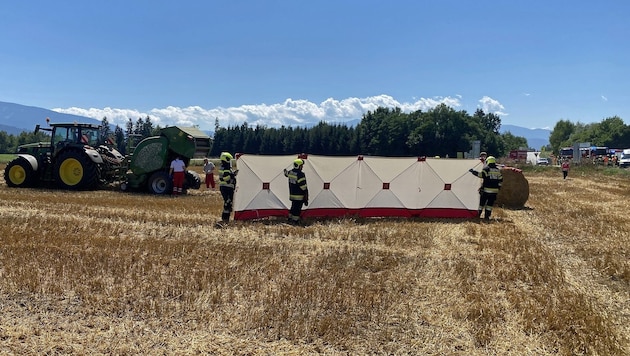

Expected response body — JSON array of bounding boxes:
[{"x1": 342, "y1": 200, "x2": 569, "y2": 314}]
[{"x1": 509, "y1": 149, "x2": 528, "y2": 162}]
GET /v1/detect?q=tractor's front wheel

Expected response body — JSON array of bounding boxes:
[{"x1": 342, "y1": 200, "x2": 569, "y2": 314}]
[
  {"x1": 55, "y1": 150, "x2": 99, "y2": 190},
  {"x1": 4, "y1": 157, "x2": 36, "y2": 188},
  {"x1": 147, "y1": 171, "x2": 173, "y2": 195}
]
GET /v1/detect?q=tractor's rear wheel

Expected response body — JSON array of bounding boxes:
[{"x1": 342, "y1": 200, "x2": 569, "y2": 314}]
[
  {"x1": 55, "y1": 150, "x2": 99, "y2": 190},
  {"x1": 4, "y1": 157, "x2": 36, "y2": 188},
  {"x1": 147, "y1": 171, "x2": 173, "y2": 195}
]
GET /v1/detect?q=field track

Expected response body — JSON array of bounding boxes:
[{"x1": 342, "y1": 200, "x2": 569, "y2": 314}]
[{"x1": 1, "y1": 165, "x2": 628, "y2": 355}]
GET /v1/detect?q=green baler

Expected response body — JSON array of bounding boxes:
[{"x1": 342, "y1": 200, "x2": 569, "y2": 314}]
[{"x1": 122, "y1": 126, "x2": 211, "y2": 194}]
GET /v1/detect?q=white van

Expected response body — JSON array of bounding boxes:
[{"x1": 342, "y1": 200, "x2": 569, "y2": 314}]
[
  {"x1": 526, "y1": 152, "x2": 541, "y2": 165},
  {"x1": 619, "y1": 149, "x2": 630, "y2": 168}
]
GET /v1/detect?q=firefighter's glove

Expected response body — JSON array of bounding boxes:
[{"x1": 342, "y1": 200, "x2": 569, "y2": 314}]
[
  {"x1": 469, "y1": 169, "x2": 474, "y2": 173},
  {"x1": 304, "y1": 200, "x2": 309, "y2": 207}
]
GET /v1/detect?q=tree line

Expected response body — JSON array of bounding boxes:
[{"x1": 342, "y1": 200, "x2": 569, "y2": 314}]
[
  {"x1": 0, "y1": 130, "x2": 50, "y2": 154},
  {"x1": 549, "y1": 116, "x2": 630, "y2": 153},
  {"x1": 1, "y1": 105, "x2": 526, "y2": 156},
  {"x1": 210, "y1": 105, "x2": 528, "y2": 158},
  {"x1": 5, "y1": 105, "x2": 626, "y2": 157}
]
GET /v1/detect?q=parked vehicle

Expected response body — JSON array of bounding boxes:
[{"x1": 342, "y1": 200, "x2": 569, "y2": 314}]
[
  {"x1": 560, "y1": 147, "x2": 573, "y2": 159},
  {"x1": 619, "y1": 149, "x2": 630, "y2": 168},
  {"x1": 509, "y1": 149, "x2": 528, "y2": 163},
  {"x1": 536, "y1": 157, "x2": 549, "y2": 166},
  {"x1": 4, "y1": 122, "x2": 124, "y2": 189}
]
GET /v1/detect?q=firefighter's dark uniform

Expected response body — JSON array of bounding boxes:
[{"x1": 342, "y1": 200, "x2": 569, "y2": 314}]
[
  {"x1": 219, "y1": 159, "x2": 236, "y2": 222},
  {"x1": 285, "y1": 161, "x2": 308, "y2": 224},
  {"x1": 470, "y1": 158, "x2": 503, "y2": 220}
]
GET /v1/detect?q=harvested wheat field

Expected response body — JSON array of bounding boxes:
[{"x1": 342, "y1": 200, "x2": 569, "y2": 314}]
[{"x1": 0, "y1": 165, "x2": 629, "y2": 355}]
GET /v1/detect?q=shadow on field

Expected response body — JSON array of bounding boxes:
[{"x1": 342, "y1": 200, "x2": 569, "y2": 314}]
[{"x1": 500, "y1": 205, "x2": 534, "y2": 211}]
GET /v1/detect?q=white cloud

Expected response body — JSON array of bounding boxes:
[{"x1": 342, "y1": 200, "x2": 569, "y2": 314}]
[
  {"x1": 478, "y1": 96, "x2": 508, "y2": 116},
  {"x1": 52, "y1": 94, "x2": 465, "y2": 131}
]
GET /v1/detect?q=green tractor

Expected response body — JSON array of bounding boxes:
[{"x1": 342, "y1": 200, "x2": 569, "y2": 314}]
[
  {"x1": 121, "y1": 126, "x2": 211, "y2": 195},
  {"x1": 4, "y1": 122, "x2": 124, "y2": 189}
]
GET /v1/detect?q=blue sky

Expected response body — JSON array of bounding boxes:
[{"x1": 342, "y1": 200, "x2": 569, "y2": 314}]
[{"x1": 1, "y1": 1, "x2": 628, "y2": 130}]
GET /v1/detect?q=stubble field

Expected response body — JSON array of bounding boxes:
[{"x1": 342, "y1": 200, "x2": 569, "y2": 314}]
[{"x1": 0, "y1": 164, "x2": 628, "y2": 355}]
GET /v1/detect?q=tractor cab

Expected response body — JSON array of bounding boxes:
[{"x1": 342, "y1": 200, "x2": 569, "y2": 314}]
[{"x1": 48, "y1": 123, "x2": 102, "y2": 153}]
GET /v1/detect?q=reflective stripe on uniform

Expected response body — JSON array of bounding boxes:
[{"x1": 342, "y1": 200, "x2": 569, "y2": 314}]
[
  {"x1": 218, "y1": 168, "x2": 235, "y2": 188},
  {"x1": 481, "y1": 167, "x2": 502, "y2": 194}
]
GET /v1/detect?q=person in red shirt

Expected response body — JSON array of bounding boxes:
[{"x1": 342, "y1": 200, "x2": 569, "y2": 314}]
[{"x1": 561, "y1": 159, "x2": 570, "y2": 179}]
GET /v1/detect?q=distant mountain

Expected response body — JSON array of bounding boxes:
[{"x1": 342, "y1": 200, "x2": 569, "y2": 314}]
[
  {"x1": 500, "y1": 124, "x2": 551, "y2": 150},
  {"x1": 0, "y1": 101, "x2": 99, "y2": 134}
]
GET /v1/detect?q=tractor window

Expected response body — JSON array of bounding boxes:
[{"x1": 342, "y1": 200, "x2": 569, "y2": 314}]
[
  {"x1": 80, "y1": 127, "x2": 100, "y2": 146},
  {"x1": 52, "y1": 127, "x2": 83, "y2": 146},
  {"x1": 53, "y1": 128, "x2": 71, "y2": 146},
  {"x1": 53, "y1": 133, "x2": 65, "y2": 145},
  {"x1": 69, "y1": 128, "x2": 79, "y2": 142}
]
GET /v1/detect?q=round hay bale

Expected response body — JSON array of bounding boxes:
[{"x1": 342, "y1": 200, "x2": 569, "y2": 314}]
[{"x1": 496, "y1": 167, "x2": 529, "y2": 209}]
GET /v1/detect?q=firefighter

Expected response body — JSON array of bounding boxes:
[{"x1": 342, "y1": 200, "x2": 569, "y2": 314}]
[
  {"x1": 469, "y1": 156, "x2": 503, "y2": 221},
  {"x1": 284, "y1": 158, "x2": 309, "y2": 225},
  {"x1": 218, "y1": 152, "x2": 237, "y2": 224}
]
